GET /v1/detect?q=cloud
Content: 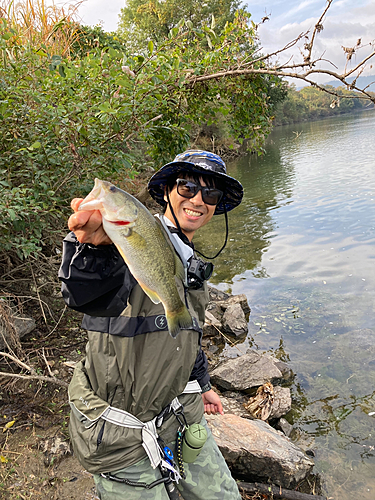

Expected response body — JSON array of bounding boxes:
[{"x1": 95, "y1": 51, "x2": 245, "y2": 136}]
[{"x1": 77, "y1": 0, "x2": 124, "y2": 30}]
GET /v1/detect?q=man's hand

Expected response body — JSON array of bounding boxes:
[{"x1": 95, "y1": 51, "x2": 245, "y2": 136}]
[
  {"x1": 68, "y1": 198, "x2": 112, "y2": 246},
  {"x1": 202, "y1": 389, "x2": 224, "y2": 415}
]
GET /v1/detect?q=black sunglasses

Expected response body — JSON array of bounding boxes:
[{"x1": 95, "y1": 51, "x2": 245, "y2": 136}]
[{"x1": 176, "y1": 178, "x2": 223, "y2": 206}]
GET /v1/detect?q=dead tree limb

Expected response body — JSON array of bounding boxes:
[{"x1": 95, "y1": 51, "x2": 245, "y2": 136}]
[
  {"x1": 304, "y1": 0, "x2": 333, "y2": 65},
  {"x1": 238, "y1": 482, "x2": 327, "y2": 500},
  {"x1": 185, "y1": 0, "x2": 375, "y2": 103},
  {"x1": 0, "y1": 351, "x2": 69, "y2": 388},
  {"x1": 0, "y1": 371, "x2": 69, "y2": 388}
]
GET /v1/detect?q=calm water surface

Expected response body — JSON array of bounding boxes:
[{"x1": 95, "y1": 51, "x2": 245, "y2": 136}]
[{"x1": 195, "y1": 109, "x2": 375, "y2": 500}]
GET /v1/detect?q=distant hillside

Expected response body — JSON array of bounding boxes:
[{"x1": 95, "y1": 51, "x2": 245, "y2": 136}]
[
  {"x1": 322, "y1": 75, "x2": 375, "y2": 91},
  {"x1": 273, "y1": 84, "x2": 373, "y2": 126}
]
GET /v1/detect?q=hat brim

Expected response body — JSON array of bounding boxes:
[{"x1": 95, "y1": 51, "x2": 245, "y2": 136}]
[{"x1": 147, "y1": 161, "x2": 243, "y2": 215}]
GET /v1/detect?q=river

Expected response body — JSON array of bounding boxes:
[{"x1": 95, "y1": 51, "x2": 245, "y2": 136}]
[{"x1": 194, "y1": 109, "x2": 375, "y2": 500}]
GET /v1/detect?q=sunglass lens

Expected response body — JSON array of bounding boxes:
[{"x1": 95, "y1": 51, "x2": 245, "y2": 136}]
[
  {"x1": 177, "y1": 180, "x2": 197, "y2": 198},
  {"x1": 176, "y1": 179, "x2": 223, "y2": 205},
  {"x1": 203, "y1": 188, "x2": 223, "y2": 205}
]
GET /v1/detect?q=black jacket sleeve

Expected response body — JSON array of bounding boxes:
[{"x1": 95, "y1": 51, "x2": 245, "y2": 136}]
[
  {"x1": 58, "y1": 232, "x2": 137, "y2": 316},
  {"x1": 190, "y1": 347, "x2": 210, "y2": 388}
]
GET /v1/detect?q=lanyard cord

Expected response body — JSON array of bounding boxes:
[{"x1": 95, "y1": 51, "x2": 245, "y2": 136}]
[{"x1": 165, "y1": 190, "x2": 228, "y2": 260}]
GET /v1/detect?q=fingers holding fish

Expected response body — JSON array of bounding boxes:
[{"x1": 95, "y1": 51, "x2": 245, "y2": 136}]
[{"x1": 68, "y1": 198, "x2": 112, "y2": 246}]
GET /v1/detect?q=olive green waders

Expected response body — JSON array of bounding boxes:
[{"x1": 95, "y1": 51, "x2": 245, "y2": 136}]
[{"x1": 94, "y1": 419, "x2": 241, "y2": 500}]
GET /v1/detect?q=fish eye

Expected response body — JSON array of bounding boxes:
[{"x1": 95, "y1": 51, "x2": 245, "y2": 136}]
[{"x1": 109, "y1": 186, "x2": 116, "y2": 192}]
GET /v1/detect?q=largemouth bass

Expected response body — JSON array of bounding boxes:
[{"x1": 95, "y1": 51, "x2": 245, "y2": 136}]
[{"x1": 79, "y1": 178, "x2": 193, "y2": 338}]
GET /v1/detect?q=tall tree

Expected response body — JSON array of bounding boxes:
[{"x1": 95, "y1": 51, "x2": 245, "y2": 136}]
[{"x1": 117, "y1": 0, "x2": 243, "y2": 50}]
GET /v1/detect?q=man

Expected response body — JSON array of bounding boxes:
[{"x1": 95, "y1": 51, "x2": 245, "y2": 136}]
[{"x1": 59, "y1": 150, "x2": 243, "y2": 500}]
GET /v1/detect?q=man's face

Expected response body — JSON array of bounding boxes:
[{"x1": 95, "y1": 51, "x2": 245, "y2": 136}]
[{"x1": 164, "y1": 176, "x2": 217, "y2": 241}]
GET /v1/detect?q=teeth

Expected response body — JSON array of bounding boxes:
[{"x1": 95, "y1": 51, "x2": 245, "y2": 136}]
[{"x1": 185, "y1": 208, "x2": 202, "y2": 217}]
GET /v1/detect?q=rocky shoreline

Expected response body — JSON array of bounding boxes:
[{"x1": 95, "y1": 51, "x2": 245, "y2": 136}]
[
  {"x1": 0, "y1": 287, "x2": 323, "y2": 498},
  {"x1": 202, "y1": 286, "x2": 319, "y2": 491}
]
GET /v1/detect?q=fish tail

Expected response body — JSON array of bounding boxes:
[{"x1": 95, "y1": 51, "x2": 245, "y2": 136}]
[{"x1": 166, "y1": 305, "x2": 194, "y2": 338}]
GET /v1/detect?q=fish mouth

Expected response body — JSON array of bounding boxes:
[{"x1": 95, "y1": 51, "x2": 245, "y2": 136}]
[
  {"x1": 184, "y1": 208, "x2": 203, "y2": 218},
  {"x1": 106, "y1": 219, "x2": 136, "y2": 226}
]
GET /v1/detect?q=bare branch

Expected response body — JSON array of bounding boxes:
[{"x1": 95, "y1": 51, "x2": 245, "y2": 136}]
[
  {"x1": 305, "y1": 0, "x2": 333, "y2": 65},
  {"x1": 0, "y1": 371, "x2": 68, "y2": 388},
  {"x1": 186, "y1": 57, "x2": 375, "y2": 103},
  {"x1": 0, "y1": 351, "x2": 34, "y2": 373},
  {"x1": 42, "y1": 348, "x2": 54, "y2": 377},
  {"x1": 0, "y1": 351, "x2": 69, "y2": 388},
  {"x1": 207, "y1": 0, "x2": 375, "y2": 103},
  {"x1": 343, "y1": 51, "x2": 375, "y2": 79},
  {"x1": 249, "y1": 31, "x2": 310, "y2": 67}
]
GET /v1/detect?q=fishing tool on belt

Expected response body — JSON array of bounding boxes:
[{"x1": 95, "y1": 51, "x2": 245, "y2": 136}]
[{"x1": 158, "y1": 443, "x2": 181, "y2": 500}]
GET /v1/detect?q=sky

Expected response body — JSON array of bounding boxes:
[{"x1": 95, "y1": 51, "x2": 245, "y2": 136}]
[{"x1": 53, "y1": 0, "x2": 375, "y2": 85}]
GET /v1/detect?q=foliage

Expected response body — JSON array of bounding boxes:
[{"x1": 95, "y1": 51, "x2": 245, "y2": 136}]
[
  {"x1": 273, "y1": 84, "x2": 374, "y2": 126},
  {"x1": 117, "y1": 0, "x2": 243, "y2": 51},
  {"x1": 0, "y1": 5, "x2": 285, "y2": 261},
  {"x1": 71, "y1": 24, "x2": 128, "y2": 57}
]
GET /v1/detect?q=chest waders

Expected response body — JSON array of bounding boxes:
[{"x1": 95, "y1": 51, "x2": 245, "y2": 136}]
[{"x1": 99, "y1": 380, "x2": 204, "y2": 500}]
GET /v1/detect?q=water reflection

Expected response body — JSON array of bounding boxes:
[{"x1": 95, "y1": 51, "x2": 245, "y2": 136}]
[
  {"x1": 199, "y1": 109, "x2": 375, "y2": 500},
  {"x1": 194, "y1": 141, "x2": 296, "y2": 284}
]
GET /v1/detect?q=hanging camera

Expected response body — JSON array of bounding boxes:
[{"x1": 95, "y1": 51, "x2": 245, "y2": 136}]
[{"x1": 187, "y1": 258, "x2": 214, "y2": 289}]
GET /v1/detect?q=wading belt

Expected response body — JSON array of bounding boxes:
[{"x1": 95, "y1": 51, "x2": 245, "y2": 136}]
[{"x1": 100, "y1": 380, "x2": 201, "y2": 478}]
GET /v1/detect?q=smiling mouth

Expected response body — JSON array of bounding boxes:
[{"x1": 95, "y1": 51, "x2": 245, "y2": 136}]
[{"x1": 184, "y1": 208, "x2": 202, "y2": 217}]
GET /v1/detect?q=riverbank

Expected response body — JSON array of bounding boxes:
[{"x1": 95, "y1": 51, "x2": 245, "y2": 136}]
[{"x1": 0, "y1": 279, "x2": 324, "y2": 500}]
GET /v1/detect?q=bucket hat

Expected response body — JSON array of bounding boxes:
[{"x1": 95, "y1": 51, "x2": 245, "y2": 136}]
[{"x1": 147, "y1": 150, "x2": 243, "y2": 215}]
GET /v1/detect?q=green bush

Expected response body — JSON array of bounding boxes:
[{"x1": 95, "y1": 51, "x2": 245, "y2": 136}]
[{"x1": 0, "y1": 13, "x2": 285, "y2": 261}]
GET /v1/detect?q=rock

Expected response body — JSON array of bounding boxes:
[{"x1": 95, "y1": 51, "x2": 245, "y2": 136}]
[
  {"x1": 215, "y1": 293, "x2": 251, "y2": 316},
  {"x1": 12, "y1": 317, "x2": 36, "y2": 338},
  {"x1": 208, "y1": 286, "x2": 230, "y2": 302},
  {"x1": 269, "y1": 387, "x2": 292, "y2": 419},
  {"x1": 222, "y1": 303, "x2": 248, "y2": 337},
  {"x1": 203, "y1": 310, "x2": 222, "y2": 337},
  {"x1": 206, "y1": 414, "x2": 314, "y2": 488},
  {"x1": 203, "y1": 287, "x2": 251, "y2": 338},
  {"x1": 221, "y1": 395, "x2": 253, "y2": 419},
  {"x1": 225, "y1": 386, "x2": 292, "y2": 421},
  {"x1": 208, "y1": 286, "x2": 251, "y2": 315},
  {"x1": 210, "y1": 351, "x2": 294, "y2": 391},
  {"x1": 276, "y1": 418, "x2": 294, "y2": 437},
  {"x1": 0, "y1": 300, "x2": 36, "y2": 350}
]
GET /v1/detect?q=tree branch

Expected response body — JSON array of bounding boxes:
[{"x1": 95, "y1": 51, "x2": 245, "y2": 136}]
[
  {"x1": 304, "y1": 0, "x2": 333, "y2": 65},
  {"x1": 186, "y1": 63, "x2": 375, "y2": 102},
  {"x1": 0, "y1": 370, "x2": 69, "y2": 388},
  {"x1": 0, "y1": 351, "x2": 69, "y2": 388}
]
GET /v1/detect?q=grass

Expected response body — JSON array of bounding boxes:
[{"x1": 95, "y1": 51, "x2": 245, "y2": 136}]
[{"x1": 0, "y1": 0, "x2": 83, "y2": 57}]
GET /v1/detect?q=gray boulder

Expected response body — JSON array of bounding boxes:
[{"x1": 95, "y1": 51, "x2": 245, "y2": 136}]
[
  {"x1": 222, "y1": 386, "x2": 292, "y2": 420},
  {"x1": 210, "y1": 351, "x2": 293, "y2": 391},
  {"x1": 222, "y1": 303, "x2": 248, "y2": 337},
  {"x1": 206, "y1": 414, "x2": 314, "y2": 488},
  {"x1": 204, "y1": 287, "x2": 251, "y2": 338}
]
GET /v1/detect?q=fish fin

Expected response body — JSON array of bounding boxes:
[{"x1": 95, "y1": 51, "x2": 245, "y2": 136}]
[
  {"x1": 165, "y1": 305, "x2": 194, "y2": 338},
  {"x1": 139, "y1": 284, "x2": 161, "y2": 305}
]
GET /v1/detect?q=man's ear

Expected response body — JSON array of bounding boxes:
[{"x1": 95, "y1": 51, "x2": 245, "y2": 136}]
[{"x1": 163, "y1": 185, "x2": 168, "y2": 203}]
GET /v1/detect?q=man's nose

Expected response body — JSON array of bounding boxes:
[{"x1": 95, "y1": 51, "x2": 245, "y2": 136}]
[{"x1": 190, "y1": 188, "x2": 204, "y2": 204}]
